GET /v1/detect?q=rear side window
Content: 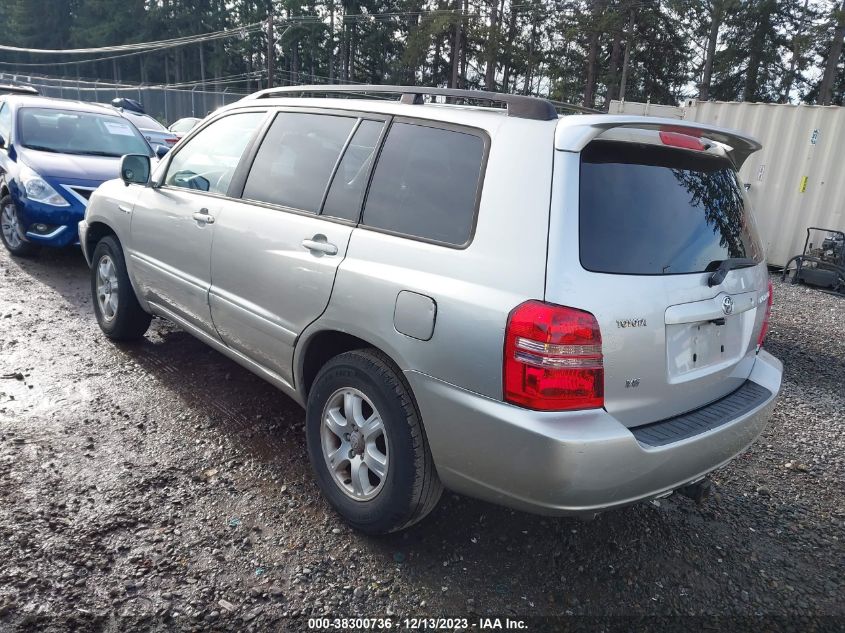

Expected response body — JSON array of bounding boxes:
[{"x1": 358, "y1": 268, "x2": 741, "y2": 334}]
[
  {"x1": 242, "y1": 112, "x2": 356, "y2": 213},
  {"x1": 322, "y1": 119, "x2": 384, "y2": 221},
  {"x1": 362, "y1": 122, "x2": 484, "y2": 246},
  {"x1": 579, "y1": 141, "x2": 763, "y2": 275}
]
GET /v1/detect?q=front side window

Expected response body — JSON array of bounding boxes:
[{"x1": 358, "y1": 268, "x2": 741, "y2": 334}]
[
  {"x1": 242, "y1": 112, "x2": 357, "y2": 213},
  {"x1": 164, "y1": 111, "x2": 265, "y2": 195},
  {"x1": 361, "y1": 122, "x2": 484, "y2": 246},
  {"x1": 17, "y1": 107, "x2": 151, "y2": 157},
  {"x1": 579, "y1": 141, "x2": 764, "y2": 275}
]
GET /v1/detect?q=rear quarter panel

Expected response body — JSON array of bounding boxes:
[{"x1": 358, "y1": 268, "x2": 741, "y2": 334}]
[{"x1": 296, "y1": 116, "x2": 558, "y2": 400}]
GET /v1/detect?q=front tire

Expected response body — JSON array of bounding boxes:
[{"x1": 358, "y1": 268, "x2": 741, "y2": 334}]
[
  {"x1": 91, "y1": 235, "x2": 151, "y2": 340},
  {"x1": 306, "y1": 349, "x2": 443, "y2": 534},
  {"x1": 0, "y1": 195, "x2": 38, "y2": 257}
]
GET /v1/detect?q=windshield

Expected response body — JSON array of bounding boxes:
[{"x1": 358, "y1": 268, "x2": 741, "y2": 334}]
[
  {"x1": 579, "y1": 141, "x2": 764, "y2": 275},
  {"x1": 17, "y1": 107, "x2": 151, "y2": 157}
]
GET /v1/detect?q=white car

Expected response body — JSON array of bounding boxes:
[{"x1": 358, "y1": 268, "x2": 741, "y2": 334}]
[{"x1": 79, "y1": 85, "x2": 783, "y2": 534}]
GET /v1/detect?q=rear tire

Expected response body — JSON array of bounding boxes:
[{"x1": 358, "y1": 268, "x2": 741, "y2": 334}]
[
  {"x1": 306, "y1": 349, "x2": 443, "y2": 534},
  {"x1": 91, "y1": 235, "x2": 151, "y2": 340},
  {"x1": 0, "y1": 195, "x2": 38, "y2": 257}
]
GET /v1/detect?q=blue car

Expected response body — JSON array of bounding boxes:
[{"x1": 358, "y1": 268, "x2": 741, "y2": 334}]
[{"x1": 0, "y1": 95, "x2": 156, "y2": 256}]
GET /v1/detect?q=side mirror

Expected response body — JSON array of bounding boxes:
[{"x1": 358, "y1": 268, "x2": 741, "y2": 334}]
[
  {"x1": 155, "y1": 145, "x2": 170, "y2": 159},
  {"x1": 120, "y1": 154, "x2": 151, "y2": 187}
]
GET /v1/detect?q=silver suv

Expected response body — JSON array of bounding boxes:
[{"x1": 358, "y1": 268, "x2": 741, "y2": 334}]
[{"x1": 79, "y1": 86, "x2": 783, "y2": 534}]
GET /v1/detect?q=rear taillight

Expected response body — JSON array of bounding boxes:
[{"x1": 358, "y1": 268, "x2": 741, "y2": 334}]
[
  {"x1": 504, "y1": 301, "x2": 604, "y2": 411},
  {"x1": 757, "y1": 279, "x2": 773, "y2": 349},
  {"x1": 164, "y1": 137, "x2": 179, "y2": 145}
]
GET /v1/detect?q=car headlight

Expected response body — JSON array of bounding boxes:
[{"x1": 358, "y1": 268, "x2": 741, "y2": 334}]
[{"x1": 19, "y1": 164, "x2": 69, "y2": 207}]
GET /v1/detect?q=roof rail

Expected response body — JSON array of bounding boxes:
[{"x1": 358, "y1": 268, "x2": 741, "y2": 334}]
[{"x1": 246, "y1": 84, "x2": 595, "y2": 120}]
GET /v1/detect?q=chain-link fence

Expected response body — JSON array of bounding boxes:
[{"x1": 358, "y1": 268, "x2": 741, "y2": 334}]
[{"x1": 0, "y1": 72, "x2": 247, "y2": 125}]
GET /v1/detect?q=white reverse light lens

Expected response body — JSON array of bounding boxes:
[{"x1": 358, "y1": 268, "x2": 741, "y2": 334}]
[{"x1": 19, "y1": 164, "x2": 69, "y2": 207}]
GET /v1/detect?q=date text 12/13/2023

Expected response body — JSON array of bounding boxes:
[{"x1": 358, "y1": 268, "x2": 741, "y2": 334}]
[{"x1": 307, "y1": 616, "x2": 528, "y2": 630}]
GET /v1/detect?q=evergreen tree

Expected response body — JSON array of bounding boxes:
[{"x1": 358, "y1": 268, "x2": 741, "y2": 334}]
[{"x1": 0, "y1": 0, "x2": 835, "y2": 107}]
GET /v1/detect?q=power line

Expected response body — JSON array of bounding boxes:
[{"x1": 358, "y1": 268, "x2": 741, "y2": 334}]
[
  {"x1": 0, "y1": 3, "x2": 562, "y2": 69},
  {"x1": 0, "y1": 44, "x2": 191, "y2": 68},
  {"x1": 0, "y1": 23, "x2": 264, "y2": 55},
  {"x1": 0, "y1": 29, "x2": 264, "y2": 68},
  {"x1": 0, "y1": 72, "x2": 264, "y2": 94}
]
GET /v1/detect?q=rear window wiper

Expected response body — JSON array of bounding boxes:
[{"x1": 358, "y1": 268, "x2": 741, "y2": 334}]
[{"x1": 707, "y1": 258, "x2": 758, "y2": 287}]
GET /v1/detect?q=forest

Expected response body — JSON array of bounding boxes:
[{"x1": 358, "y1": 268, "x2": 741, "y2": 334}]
[{"x1": 1, "y1": 0, "x2": 844, "y2": 109}]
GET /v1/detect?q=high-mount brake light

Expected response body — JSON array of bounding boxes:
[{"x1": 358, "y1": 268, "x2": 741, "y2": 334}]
[
  {"x1": 504, "y1": 301, "x2": 604, "y2": 411},
  {"x1": 659, "y1": 130, "x2": 706, "y2": 151}
]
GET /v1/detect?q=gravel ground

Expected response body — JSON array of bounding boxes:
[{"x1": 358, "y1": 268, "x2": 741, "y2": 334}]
[{"x1": 0, "y1": 247, "x2": 842, "y2": 632}]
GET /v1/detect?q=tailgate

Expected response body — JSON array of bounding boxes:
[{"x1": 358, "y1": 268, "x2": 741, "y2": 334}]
[{"x1": 546, "y1": 124, "x2": 769, "y2": 427}]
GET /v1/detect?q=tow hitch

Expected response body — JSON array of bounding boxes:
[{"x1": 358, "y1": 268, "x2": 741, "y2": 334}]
[{"x1": 676, "y1": 478, "x2": 714, "y2": 504}]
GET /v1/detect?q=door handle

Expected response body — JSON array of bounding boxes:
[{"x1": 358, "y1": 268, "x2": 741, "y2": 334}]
[
  {"x1": 301, "y1": 236, "x2": 338, "y2": 256},
  {"x1": 192, "y1": 209, "x2": 215, "y2": 224}
]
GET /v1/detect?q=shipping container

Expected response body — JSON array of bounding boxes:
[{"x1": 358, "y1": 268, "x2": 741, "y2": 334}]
[{"x1": 609, "y1": 99, "x2": 845, "y2": 267}]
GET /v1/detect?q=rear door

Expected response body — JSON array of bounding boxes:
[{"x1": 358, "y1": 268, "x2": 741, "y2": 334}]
[
  {"x1": 208, "y1": 110, "x2": 388, "y2": 386},
  {"x1": 547, "y1": 130, "x2": 769, "y2": 427}
]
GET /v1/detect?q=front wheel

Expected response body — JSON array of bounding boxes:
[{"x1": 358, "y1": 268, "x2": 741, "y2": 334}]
[
  {"x1": 91, "y1": 235, "x2": 151, "y2": 340},
  {"x1": 0, "y1": 195, "x2": 38, "y2": 257},
  {"x1": 306, "y1": 349, "x2": 443, "y2": 534}
]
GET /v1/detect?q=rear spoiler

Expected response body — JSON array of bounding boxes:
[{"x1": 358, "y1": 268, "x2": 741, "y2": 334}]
[{"x1": 554, "y1": 115, "x2": 762, "y2": 168}]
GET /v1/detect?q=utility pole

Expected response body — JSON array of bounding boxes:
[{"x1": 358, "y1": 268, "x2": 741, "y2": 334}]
[
  {"x1": 267, "y1": 10, "x2": 274, "y2": 89},
  {"x1": 450, "y1": 0, "x2": 460, "y2": 89},
  {"x1": 329, "y1": 0, "x2": 335, "y2": 83},
  {"x1": 199, "y1": 43, "x2": 206, "y2": 91},
  {"x1": 618, "y1": 10, "x2": 635, "y2": 102}
]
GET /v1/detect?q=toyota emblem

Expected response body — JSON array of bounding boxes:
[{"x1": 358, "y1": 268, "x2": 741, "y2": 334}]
[{"x1": 722, "y1": 296, "x2": 734, "y2": 315}]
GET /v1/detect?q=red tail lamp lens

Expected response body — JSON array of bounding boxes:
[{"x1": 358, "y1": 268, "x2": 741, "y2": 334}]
[{"x1": 504, "y1": 301, "x2": 604, "y2": 411}]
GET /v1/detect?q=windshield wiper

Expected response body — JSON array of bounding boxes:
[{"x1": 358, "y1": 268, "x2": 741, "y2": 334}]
[
  {"x1": 707, "y1": 258, "x2": 758, "y2": 287},
  {"x1": 76, "y1": 150, "x2": 122, "y2": 157},
  {"x1": 22, "y1": 145, "x2": 122, "y2": 157},
  {"x1": 22, "y1": 144, "x2": 60, "y2": 153},
  {"x1": 55, "y1": 149, "x2": 123, "y2": 157}
]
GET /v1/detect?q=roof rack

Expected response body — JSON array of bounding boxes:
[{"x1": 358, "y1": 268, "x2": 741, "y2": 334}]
[{"x1": 247, "y1": 84, "x2": 597, "y2": 120}]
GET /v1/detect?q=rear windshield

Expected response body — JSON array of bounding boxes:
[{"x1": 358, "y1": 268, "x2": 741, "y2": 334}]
[
  {"x1": 126, "y1": 112, "x2": 167, "y2": 131},
  {"x1": 579, "y1": 141, "x2": 763, "y2": 275}
]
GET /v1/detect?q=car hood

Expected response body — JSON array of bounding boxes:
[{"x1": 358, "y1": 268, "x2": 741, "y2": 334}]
[{"x1": 16, "y1": 147, "x2": 123, "y2": 183}]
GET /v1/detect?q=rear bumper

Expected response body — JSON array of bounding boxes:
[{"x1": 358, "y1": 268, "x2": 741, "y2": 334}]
[{"x1": 406, "y1": 349, "x2": 782, "y2": 516}]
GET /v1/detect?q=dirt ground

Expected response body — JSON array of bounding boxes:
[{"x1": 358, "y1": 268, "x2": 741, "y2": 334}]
[{"x1": 0, "y1": 246, "x2": 843, "y2": 632}]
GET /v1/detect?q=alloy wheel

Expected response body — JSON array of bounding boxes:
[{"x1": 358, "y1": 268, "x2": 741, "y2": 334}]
[
  {"x1": 320, "y1": 387, "x2": 389, "y2": 501},
  {"x1": 96, "y1": 254, "x2": 119, "y2": 322},
  {"x1": 1, "y1": 202, "x2": 23, "y2": 249}
]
